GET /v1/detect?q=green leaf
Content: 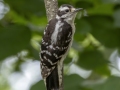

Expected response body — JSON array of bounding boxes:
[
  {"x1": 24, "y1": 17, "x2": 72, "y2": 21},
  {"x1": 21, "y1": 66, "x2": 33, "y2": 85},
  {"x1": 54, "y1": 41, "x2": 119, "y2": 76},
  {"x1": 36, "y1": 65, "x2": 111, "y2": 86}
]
[
  {"x1": 88, "y1": 3, "x2": 114, "y2": 15},
  {"x1": 64, "y1": 56, "x2": 72, "y2": 64},
  {"x1": 113, "y1": 9, "x2": 120, "y2": 28},
  {"x1": 76, "y1": 19, "x2": 91, "y2": 35},
  {"x1": 94, "y1": 65, "x2": 110, "y2": 76},
  {"x1": 85, "y1": 15, "x2": 120, "y2": 48},
  {"x1": 101, "y1": 0, "x2": 120, "y2": 4},
  {"x1": 79, "y1": 87, "x2": 93, "y2": 90},
  {"x1": 64, "y1": 74, "x2": 84, "y2": 90},
  {"x1": 4, "y1": 0, "x2": 45, "y2": 17},
  {"x1": 92, "y1": 76, "x2": 120, "y2": 90},
  {"x1": 78, "y1": 49, "x2": 109, "y2": 70},
  {"x1": 30, "y1": 80, "x2": 46, "y2": 90},
  {"x1": 0, "y1": 25, "x2": 31, "y2": 60},
  {"x1": 74, "y1": 19, "x2": 91, "y2": 42},
  {"x1": 75, "y1": 0, "x2": 94, "y2": 9},
  {"x1": 27, "y1": 44, "x2": 40, "y2": 60}
]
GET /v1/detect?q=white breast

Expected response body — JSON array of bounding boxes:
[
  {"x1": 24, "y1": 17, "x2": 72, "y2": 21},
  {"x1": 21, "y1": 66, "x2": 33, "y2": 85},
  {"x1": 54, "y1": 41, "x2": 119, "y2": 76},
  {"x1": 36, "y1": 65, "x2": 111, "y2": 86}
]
[{"x1": 51, "y1": 21, "x2": 64, "y2": 44}]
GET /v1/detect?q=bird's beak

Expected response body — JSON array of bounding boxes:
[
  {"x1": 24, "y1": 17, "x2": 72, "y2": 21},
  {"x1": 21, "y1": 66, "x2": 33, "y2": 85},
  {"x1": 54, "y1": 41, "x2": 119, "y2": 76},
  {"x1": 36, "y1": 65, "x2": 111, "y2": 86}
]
[{"x1": 74, "y1": 8, "x2": 83, "y2": 12}]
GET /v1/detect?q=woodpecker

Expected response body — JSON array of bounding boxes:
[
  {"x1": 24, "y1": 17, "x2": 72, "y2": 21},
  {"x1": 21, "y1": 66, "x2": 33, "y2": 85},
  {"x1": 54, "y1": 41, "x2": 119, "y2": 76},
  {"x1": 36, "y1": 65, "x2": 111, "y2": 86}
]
[{"x1": 40, "y1": 4, "x2": 83, "y2": 90}]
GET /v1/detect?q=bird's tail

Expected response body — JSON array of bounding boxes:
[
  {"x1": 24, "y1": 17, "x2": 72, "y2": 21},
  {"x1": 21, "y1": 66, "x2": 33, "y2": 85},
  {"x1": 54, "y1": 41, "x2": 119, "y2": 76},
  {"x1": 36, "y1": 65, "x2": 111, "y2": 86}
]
[{"x1": 46, "y1": 65, "x2": 59, "y2": 90}]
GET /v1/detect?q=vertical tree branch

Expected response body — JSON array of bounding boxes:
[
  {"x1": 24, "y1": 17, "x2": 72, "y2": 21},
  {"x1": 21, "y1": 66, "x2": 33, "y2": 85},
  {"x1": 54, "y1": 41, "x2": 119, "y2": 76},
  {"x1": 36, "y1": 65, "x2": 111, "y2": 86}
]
[
  {"x1": 44, "y1": 0, "x2": 63, "y2": 90},
  {"x1": 44, "y1": 0, "x2": 58, "y2": 21}
]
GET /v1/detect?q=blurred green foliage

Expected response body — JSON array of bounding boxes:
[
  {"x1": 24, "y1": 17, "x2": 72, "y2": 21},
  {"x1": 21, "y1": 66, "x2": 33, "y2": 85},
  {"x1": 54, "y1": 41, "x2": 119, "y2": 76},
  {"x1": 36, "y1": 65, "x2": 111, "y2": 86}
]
[{"x1": 0, "y1": 0, "x2": 120, "y2": 90}]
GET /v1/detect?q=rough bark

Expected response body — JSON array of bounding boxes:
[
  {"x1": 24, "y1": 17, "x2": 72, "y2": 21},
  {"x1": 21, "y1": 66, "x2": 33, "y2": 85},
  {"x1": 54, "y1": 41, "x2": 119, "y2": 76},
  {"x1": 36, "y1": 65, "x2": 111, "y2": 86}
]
[
  {"x1": 44, "y1": 0, "x2": 58, "y2": 21},
  {"x1": 44, "y1": 0, "x2": 63, "y2": 90}
]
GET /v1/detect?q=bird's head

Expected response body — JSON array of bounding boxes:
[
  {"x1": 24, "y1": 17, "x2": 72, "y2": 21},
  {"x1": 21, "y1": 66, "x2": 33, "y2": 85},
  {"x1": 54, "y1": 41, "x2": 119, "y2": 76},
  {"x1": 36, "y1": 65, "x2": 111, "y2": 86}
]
[{"x1": 56, "y1": 4, "x2": 83, "y2": 23}]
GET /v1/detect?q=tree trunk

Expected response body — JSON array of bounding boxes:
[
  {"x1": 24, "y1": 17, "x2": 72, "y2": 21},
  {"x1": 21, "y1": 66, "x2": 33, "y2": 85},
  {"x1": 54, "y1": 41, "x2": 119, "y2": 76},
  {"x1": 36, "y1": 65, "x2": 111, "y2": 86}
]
[{"x1": 44, "y1": 0, "x2": 58, "y2": 21}]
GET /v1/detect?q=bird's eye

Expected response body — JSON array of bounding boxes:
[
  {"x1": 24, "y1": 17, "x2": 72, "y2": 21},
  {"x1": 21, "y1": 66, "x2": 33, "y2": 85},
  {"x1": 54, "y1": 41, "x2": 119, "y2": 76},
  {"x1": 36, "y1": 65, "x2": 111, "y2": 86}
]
[{"x1": 65, "y1": 9, "x2": 69, "y2": 12}]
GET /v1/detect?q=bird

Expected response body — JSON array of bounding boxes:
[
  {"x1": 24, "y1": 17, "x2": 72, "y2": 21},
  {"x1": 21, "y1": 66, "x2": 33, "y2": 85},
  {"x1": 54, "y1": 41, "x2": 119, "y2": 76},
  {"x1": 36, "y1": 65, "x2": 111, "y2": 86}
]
[{"x1": 40, "y1": 4, "x2": 83, "y2": 90}]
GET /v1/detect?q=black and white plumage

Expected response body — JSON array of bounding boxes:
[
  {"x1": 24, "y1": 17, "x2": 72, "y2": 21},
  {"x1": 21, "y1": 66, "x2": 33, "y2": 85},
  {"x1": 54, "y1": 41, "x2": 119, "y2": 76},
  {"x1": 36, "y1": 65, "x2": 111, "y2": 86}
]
[{"x1": 40, "y1": 4, "x2": 82, "y2": 90}]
